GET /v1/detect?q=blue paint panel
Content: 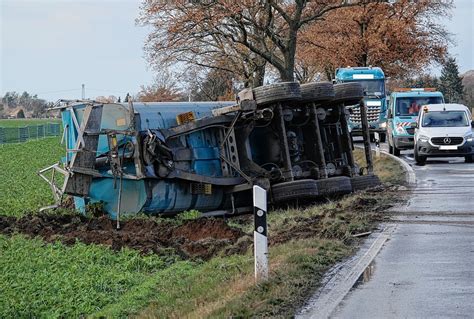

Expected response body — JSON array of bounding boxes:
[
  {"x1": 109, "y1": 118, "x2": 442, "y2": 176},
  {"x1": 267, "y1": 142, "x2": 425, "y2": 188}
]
[
  {"x1": 132, "y1": 102, "x2": 234, "y2": 130},
  {"x1": 87, "y1": 178, "x2": 147, "y2": 218},
  {"x1": 62, "y1": 101, "x2": 237, "y2": 217},
  {"x1": 143, "y1": 180, "x2": 225, "y2": 214}
]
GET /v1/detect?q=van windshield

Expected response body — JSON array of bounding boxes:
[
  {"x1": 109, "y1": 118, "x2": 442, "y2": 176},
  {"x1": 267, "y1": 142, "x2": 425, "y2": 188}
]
[
  {"x1": 422, "y1": 111, "x2": 469, "y2": 127},
  {"x1": 396, "y1": 96, "x2": 443, "y2": 116}
]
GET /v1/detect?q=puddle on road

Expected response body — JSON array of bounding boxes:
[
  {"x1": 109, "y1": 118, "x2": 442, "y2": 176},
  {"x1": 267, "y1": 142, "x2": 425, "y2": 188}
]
[{"x1": 352, "y1": 260, "x2": 376, "y2": 289}]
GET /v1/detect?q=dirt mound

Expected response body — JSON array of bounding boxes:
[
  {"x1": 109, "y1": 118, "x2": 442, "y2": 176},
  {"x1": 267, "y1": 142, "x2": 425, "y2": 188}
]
[{"x1": 0, "y1": 213, "x2": 249, "y2": 260}]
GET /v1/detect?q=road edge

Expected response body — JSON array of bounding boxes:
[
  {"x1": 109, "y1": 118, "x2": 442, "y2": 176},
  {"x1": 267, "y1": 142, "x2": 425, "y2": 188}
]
[{"x1": 296, "y1": 225, "x2": 397, "y2": 319}]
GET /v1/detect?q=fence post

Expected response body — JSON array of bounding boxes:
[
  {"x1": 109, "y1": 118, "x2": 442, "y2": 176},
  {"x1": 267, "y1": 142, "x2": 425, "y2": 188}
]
[{"x1": 253, "y1": 185, "x2": 268, "y2": 282}]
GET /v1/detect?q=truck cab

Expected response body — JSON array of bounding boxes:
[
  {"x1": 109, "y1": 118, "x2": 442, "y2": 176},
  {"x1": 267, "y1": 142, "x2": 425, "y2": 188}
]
[
  {"x1": 387, "y1": 88, "x2": 444, "y2": 156},
  {"x1": 335, "y1": 66, "x2": 387, "y2": 141}
]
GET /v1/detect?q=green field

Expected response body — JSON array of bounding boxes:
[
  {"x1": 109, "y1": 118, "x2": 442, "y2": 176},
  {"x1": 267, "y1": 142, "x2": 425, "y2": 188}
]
[
  {"x1": 0, "y1": 118, "x2": 60, "y2": 128},
  {"x1": 0, "y1": 234, "x2": 175, "y2": 318},
  {"x1": 0, "y1": 137, "x2": 64, "y2": 216}
]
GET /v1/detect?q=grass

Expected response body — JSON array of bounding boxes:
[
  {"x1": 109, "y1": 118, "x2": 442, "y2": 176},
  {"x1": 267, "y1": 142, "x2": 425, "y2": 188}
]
[
  {"x1": 0, "y1": 137, "x2": 64, "y2": 216},
  {"x1": 0, "y1": 118, "x2": 60, "y2": 128},
  {"x1": 0, "y1": 234, "x2": 175, "y2": 318},
  {"x1": 353, "y1": 148, "x2": 406, "y2": 185}
]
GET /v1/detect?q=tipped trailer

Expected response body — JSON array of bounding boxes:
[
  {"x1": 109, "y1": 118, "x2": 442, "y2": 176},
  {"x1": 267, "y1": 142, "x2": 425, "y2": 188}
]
[{"x1": 40, "y1": 82, "x2": 379, "y2": 218}]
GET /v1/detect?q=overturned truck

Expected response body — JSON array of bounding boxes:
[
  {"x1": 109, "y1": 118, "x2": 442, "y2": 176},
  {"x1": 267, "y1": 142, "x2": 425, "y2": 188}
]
[{"x1": 40, "y1": 82, "x2": 379, "y2": 218}]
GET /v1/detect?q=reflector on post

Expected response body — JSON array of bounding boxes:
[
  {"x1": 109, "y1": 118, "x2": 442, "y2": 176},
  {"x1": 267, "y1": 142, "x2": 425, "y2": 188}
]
[{"x1": 253, "y1": 185, "x2": 268, "y2": 282}]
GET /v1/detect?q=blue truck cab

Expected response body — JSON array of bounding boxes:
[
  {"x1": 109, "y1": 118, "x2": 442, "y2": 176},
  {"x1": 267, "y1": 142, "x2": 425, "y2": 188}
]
[
  {"x1": 335, "y1": 67, "x2": 387, "y2": 141},
  {"x1": 387, "y1": 88, "x2": 444, "y2": 156}
]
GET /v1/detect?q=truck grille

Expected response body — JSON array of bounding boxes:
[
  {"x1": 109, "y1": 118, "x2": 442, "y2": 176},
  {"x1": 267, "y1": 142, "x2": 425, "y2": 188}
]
[
  {"x1": 431, "y1": 137, "x2": 464, "y2": 145},
  {"x1": 350, "y1": 106, "x2": 380, "y2": 124}
]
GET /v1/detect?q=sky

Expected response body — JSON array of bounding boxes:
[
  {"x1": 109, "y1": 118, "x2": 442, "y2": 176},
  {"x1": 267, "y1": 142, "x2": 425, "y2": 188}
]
[{"x1": 1, "y1": 0, "x2": 473, "y2": 102}]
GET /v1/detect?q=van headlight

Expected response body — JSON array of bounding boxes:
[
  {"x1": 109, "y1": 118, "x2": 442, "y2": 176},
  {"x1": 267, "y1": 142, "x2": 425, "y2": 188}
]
[
  {"x1": 418, "y1": 135, "x2": 429, "y2": 143},
  {"x1": 465, "y1": 134, "x2": 473, "y2": 142},
  {"x1": 396, "y1": 126, "x2": 405, "y2": 134}
]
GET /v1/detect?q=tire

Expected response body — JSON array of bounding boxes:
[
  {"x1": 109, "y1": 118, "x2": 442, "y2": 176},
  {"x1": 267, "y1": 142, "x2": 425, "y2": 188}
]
[
  {"x1": 253, "y1": 82, "x2": 301, "y2": 106},
  {"x1": 271, "y1": 179, "x2": 319, "y2": 203},
  {"x1": 331, "y1": 83, "x2": 364, "y2": 106},
  {"x1": 351, "y1": 175, "x2": 381, "y2": 192},
  {"x1": 465, "y1": 155, "x2": 473, "y2": 163},
  {"x1": 379, "y1": 133, "x2": 386, "y2": 143},
  {"x1": 393, "y1": 145, "x2": 401, "y2": 156},
  {"x1": 300, "y1": 82, "x2": 335, "y2": 104},
  {"x1": 317, "y1": 176, "x2": 353, "y2": 196},
  {"x1": 414, "y1": 148, "x2": 426, "y2": 165},
  {"x1": 370, "y1": 133, "x2": 376, "y2": 143},
  {"x1": 388, "y1": 142, "x2": 394, "y2": 155}
]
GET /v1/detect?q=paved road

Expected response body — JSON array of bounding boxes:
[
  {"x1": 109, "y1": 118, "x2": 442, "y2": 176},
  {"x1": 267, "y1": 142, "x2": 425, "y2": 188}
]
[{"x1": 331, "y1": 144, "x2": 474, "y2": 318}]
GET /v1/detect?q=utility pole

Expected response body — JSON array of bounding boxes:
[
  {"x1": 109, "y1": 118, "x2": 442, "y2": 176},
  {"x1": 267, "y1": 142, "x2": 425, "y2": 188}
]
[{"x1": 82, "y1": 84, "x2": 85, "y2": 99}]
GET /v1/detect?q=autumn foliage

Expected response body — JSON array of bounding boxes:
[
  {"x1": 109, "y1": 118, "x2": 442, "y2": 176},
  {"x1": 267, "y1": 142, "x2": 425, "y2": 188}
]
[
  {"x1": 139, "y1": 0, "x2": 452, "y2": 87},
  {"x1": 298, "y1": 0, "x2": 452, "y2": 80}
]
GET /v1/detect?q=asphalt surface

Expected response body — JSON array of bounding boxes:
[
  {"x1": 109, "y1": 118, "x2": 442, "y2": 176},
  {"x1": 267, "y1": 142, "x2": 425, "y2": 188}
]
[{"x1": 331, "y1": 144, "x2": 474, "y2": 319}]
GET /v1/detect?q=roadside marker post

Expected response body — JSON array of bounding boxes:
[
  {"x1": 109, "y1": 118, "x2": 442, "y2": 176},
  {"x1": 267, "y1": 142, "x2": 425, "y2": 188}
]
[
  {"x1": 374, "y1": 132, "x2": 381, "y2": 158},
  {"x1": 253, "y1": 185, "x2": 268, "y2": 282}
]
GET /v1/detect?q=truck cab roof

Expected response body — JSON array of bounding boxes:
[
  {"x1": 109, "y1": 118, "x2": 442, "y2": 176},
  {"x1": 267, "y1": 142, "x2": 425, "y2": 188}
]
[
  {"x1": 335, "y1": 67, "x2": 385, "y2": 81},
  {"x1": 390, "y1": 89, "x2": 443, "y2": 98}
]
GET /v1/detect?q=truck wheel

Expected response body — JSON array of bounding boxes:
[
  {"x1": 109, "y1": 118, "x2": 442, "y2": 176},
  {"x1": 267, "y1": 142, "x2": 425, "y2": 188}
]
[
  {"x1": 351, "y1": 175, "x2": 381, "y2": 192},
  {"x1": 465, "y1": 155, "x2": 473, "y2": 163},
  {"x1": 271, "y1": 179, "x2": 319, "y2": 203},
  {"x1": 370, "y1": 133, "x2": 376, "y2": 143},
  {"x1": 300, "y1": 82, "x2": 335, "y2": 104},
  {"x1": 393, "y1": 145, "x2": 400, "y2": 156},
  {"x1": 253, "y1": 82, "x2": 301, "y2": 106},
  {"x1": 388, "y1": 142, "x2": 394, "y2": 154},
  {"x1": 331, "y1": 83, "x2": 364, "y2": 106},
  {"x1": 414, "y1": 148, "x2": 426, "y2": 165},
  {"x1": 379, "y1": 133, "x2": 386, "y2": 143},
  {"x1": 317, "y1": 176, "x2": 353, "y2": 196}
]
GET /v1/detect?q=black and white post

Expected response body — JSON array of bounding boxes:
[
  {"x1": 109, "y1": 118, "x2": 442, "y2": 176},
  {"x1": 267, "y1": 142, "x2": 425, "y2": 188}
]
[{"x1": 253, "y1": 185, "x2": 268, "y2": 282}]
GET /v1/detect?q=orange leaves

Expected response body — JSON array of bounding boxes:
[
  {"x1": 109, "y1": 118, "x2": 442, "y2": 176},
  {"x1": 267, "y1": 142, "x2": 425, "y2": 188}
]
[{"x1": 297, "y1": 1, "x2": 452, "y2": 79}]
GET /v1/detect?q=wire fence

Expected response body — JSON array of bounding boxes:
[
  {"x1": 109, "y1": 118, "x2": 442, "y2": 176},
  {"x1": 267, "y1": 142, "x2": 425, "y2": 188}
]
[{"x1": 0, "y1": 123, "x2": 62, "y2": 144}]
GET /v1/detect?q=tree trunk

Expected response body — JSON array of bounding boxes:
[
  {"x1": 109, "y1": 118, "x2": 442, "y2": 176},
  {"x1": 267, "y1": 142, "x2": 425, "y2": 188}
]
[{"x1": 252, "y1": 57, "x2": 266, "y2": 87}]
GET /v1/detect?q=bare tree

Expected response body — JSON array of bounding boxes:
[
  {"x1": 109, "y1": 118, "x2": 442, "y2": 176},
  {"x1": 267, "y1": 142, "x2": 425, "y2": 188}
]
[{"x1": 138, "y1": 0, "x2": 365, "y2": 85}]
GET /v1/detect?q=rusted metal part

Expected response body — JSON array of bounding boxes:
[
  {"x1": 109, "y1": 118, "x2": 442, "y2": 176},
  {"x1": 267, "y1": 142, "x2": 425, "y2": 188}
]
[
  {"x1": 309, "y1": 103, "x2": 328, "y2": 179},
  {"x1": 275, "y1": 104, "x2": 294, "y2": 181},
  {"x1": 359, "y1": 100, "x2": 374, "y2": 174},
  {"x1": 339, "y1": 104, "x2": 356, "y2": 175}
]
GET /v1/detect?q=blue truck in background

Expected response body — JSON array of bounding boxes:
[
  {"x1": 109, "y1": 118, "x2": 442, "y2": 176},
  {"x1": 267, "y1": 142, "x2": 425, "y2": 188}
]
[
  {"x1": 335, "y1": 67, "x2": 387, "y2": 142},
  {"x1": 387, "y1": 88, "x2": 444, "y2": 156}
]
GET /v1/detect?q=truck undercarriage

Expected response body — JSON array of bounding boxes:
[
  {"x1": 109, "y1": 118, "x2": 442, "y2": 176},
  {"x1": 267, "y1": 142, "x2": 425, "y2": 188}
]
[{"x1": 40, "y1": 82, "x2": 379, "y2": 218}]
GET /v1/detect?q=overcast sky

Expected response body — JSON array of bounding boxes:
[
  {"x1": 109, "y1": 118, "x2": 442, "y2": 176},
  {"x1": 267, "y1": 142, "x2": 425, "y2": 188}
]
[{"x1": 1, "y1": 0, "x2": 473, "y2": 102}]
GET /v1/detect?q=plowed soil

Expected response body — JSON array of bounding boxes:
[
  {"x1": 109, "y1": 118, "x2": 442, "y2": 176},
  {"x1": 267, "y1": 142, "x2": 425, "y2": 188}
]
[{"x1": 0, "y1": 213, "x2": 250, "y2": 260}]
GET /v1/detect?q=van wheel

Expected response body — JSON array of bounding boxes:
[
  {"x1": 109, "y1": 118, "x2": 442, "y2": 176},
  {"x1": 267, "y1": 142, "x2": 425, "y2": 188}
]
[
  {"x1": 414, "y1": 148, "x2": 426, "y2": 165},
  {"x1": 465, "y1": 155, "x2": 473, "y2": 163}
]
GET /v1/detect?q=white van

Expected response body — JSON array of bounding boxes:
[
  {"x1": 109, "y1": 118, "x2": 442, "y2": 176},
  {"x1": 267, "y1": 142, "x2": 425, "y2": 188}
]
[{"x1": 414, "y1": 103, "x2": 474, "y2": 165}]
